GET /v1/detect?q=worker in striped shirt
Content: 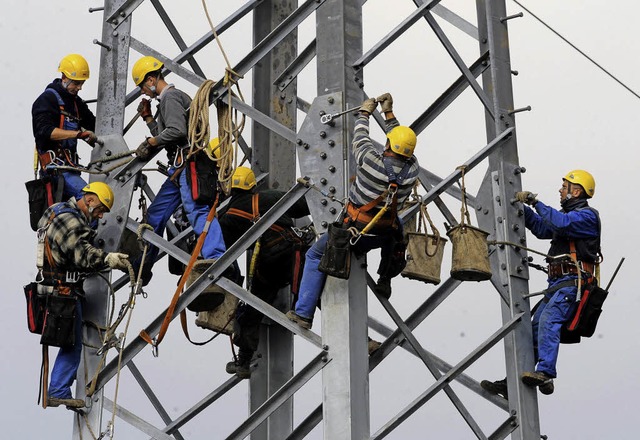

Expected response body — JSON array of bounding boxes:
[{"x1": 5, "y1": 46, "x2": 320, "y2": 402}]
[{"x1": 287, "y1": 93, "x2": 420, "y2": 329}]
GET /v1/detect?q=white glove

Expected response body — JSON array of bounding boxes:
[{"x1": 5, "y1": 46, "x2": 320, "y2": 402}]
[{"x1": 105, "y1": 252, "x2": 130, "y2": 270}]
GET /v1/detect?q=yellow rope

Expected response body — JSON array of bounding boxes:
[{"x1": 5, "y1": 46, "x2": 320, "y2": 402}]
[{"x1": 189, "y1": 0, "x2": 248, "y2": 195}]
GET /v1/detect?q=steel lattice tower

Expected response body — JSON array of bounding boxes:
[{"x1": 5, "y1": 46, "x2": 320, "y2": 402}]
[{"x1": 71, "y1": 1, "x2": 541, "y2": 438}]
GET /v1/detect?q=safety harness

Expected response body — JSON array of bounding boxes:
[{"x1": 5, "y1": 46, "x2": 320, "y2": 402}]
[
  {"x1": 36, "y1": 88, "x2": 81, "y2": 171},
  {"x1": 226, "y1": 193, "x2": 310, "y2": 294},
  {"x1": 34, "y1": 202, "x2": 87, "y2": 409},
  {"x1": 345, "y1": 155, "x2": 413, "y2": 236},
  {"x1": 36, "y1": 203, "x2": 88, "y2": 291}
]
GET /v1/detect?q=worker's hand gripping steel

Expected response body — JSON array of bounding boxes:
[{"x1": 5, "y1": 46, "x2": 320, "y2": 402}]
[{"x1": 376, "y1": 92, "x2": 393, "y2": 113}]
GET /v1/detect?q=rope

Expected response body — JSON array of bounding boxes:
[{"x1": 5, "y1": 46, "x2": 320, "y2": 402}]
[
  {"x1": 489, "y1": 240, "x2": 584, "y2": 298},
  {"x1": 511, "y1": 0, "x2": 640, "y2": 101},
  {"x1": 456, "y1": 165, "x2": 472, "y2": 226},
  {"x1": 192, "y1": 0, "x2": 248, "y2": 195}
]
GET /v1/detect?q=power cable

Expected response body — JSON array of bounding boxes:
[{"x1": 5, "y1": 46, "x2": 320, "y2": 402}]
[{"x1": 512, "y1": 0, "x2": 640, "y2": 100}]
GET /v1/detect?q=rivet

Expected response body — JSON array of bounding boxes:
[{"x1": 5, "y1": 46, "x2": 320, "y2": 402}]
[
  {"x1": 328, "y1": 140, "x2": 335, "y2": 147},
  {"x1": 320, "y1": 178, "x2": 327, "y2": 185},
  {"x1": 320, "y1": 199, "x2": 328, "y2": 206},
  {"x1": 320, "y1": 131, "x2": 326, "y2": 138},
  {"x1": 329, "y1": 207, "x2": 337, "y2": 214}
]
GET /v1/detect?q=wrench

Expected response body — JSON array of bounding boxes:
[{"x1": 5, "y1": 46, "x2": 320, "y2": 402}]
[{"x1": 320, "y1": 105, "x2": 363, "y2": 124}]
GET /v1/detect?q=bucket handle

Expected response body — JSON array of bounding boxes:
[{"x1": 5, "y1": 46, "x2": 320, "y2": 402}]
[
  {"x1": 456, "y1": 165, "x2": 472, "y2": 227},
  {"x1": 418, "y1": 203, "x2": 441, "y2": 257}
]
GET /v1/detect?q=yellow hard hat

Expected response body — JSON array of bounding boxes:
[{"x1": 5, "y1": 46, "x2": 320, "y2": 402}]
[
  {"x1": 231, "y1": 167, "x2": 256, "y2": 190},
  {"x1": 132, "y1": 56, "x2": 164, "y2": 86},
  {"x1": 82, "y1": 182, "x2": 115, "y2": 211},
  {"x1": 564, "y1": 170, "x2": 595, "y2": 198},
  {"x1": 207, "y1": 137, "x2": 221, "y2": 160},
  {"x1": 387, "y1": 126, "x2": 417, "y2": 157},
  {"x1": 58, "y1": 54, "x2": 90, "y2": 81}
]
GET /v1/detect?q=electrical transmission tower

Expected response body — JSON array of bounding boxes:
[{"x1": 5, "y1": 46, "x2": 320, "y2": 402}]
[{"x1": 71, "y1": 0, "x2": 541, "y2": 438}]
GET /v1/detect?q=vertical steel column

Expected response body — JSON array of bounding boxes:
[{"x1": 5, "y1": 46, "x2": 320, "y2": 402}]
[
  {"x1": 73, "y1": 0, "x2": 133, "y2": 438},
  {"x1": 315, "y1": 1, "x2": 369, "y2": 439},
  {"x1": 251, "y1": 1, "x2": 298, "y2": 439},
  {"x1": 475, "y1": 1, "x2": 541, "y2": 439}
]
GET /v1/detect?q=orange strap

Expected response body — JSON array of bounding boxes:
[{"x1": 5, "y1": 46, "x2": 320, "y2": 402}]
[
  {"x1": 345, "y1": 183, "x2": 399, "y2": 226},
  {"x1": 139, "y1": 194, "x2": 220, "y2": 349},
  {"x1": 226, "y1": 193, "x2": 285, "y2": 233}
]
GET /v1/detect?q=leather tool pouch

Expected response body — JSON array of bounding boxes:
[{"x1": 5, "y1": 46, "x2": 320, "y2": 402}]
[{"x1": 318, "y1": 223, "x2": 352, "y2": 279}]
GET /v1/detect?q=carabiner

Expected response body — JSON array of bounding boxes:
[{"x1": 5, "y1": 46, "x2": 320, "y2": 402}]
[{"x1": 151, "y1": 337, "x2": 159, "y2": 357}]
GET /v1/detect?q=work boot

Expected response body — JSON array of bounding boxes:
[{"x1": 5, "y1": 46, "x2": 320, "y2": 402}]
[
  {"x1": 521, "y1": 371, "x2": 554, "y2": 395},
  {"x1": 367, "y1": 337, "x2": 382, "y2": 355},
  {"x1": 286, "y1": 310, "x2": 312, "y2": 329},
  {"x1": 47, "y1": 397, "x2": 85, "y2": 409},
  {"x1": 226, "y1": 349, "x2": 253, "y2": 379},
  {"x1": 374, "y1": 277, "x2": 392, "y2": 300},
  {"x1": 480, "y1": 378, "x2": 508, "y2": 400}
]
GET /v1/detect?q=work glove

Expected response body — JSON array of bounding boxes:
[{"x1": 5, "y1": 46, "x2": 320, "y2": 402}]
[
  {"x1": 136, "y1": 139, "x2": 152, "y2": 160},
  {"x1": 137, "y1": 98, "x2": 152, "y2": 119},
  {"x1": 359, "y1": 98, "x2": 378, "y2": 115},
  {"x1": 77, "y1": 130, "x2": 97, "y2": 146},
  {"x1": 376, "y1": 92, "x2": 393, "y2": 113},
  {"x1": 104, "y1": 252, "x2": 130, "y2": 271},
  {"x1": 515, "y1": 191, "x2": 538, "y2": 205}
]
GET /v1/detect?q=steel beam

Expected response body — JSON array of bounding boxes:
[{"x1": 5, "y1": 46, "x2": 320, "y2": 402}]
[
  {"x1": 226, "y1": 353, "x2": 327, "y2": 440},
  {"x1": 250, "y1": 2, "x2": 299, "y2": 437},
  {"x1": 371, "y1": 313, "x2": 524, "y2": 439},
  {"x1": 476, "y1": 1, "x2": 540, "y2": 439},
  {"x1": 150, "y1": 0, "x2": 205, "y2": 78},
  {"x1": 127, "y1": 361, "x2": 185, "y2": 440},
  {"x1": 94, "y1": 182, "x2": 311, "y2": 391},
  {"x1": 274, "y1": 39, "x2": 316, "y2": 92}
]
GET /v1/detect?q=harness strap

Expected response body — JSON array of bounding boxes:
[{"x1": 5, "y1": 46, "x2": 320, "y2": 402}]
[
  {"x1": 140, "y1": 194, "x2": 220, "y2": 349},
  {"x1": 541, "y1": 279, "x2": 579, "y2": 303},
  {"x1": 225, "y1": 193, "x2": 285, "y2": 233}
]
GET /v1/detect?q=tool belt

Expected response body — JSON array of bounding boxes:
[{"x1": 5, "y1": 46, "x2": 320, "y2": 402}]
[
  {"x1": 38, "y1": 148, "x2": 79, "y2": 170},
  {"x1": 548, "y1": 261, "x2": 595, "y2": 280},
  {"x1": 345, "y1": 201, "x2": 397, "y2": 233}
]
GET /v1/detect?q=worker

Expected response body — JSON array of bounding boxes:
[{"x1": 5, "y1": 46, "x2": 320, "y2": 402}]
[
  {"x1": 37, "y1": 182, "x2": 130, "y2": 408},
  {"x1": 482, "y1": 170, "x2": 601, "y2": 398},
  {"x1": 286, "y1": 93, "x2": 420, "y2": 329},
  {"x1": 218, "y1": 167, "x2": 311, "y2": 378},
  {"x1": 130, "y1": 56, "x2": 227, "y2": 290},
  {"x1": 32, "y1": 54, "x2": 98, "y2": 201}
]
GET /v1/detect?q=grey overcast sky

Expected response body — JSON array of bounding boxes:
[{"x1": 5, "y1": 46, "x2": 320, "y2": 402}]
[{"x1": 2, "y1": 1, "x2": 639, "y2": 439}]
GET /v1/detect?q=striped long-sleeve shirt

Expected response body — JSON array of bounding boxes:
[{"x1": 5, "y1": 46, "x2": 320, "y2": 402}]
[
  {"x1": 38, "y1": 198, "x2": 107, "y2": 272},
  {"x1": 348, "y1": 114, "x2": 420, "y2": 210}
]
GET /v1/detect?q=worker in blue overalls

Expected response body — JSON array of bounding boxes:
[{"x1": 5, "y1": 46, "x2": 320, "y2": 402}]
[
  {"x1": 482, "y1": 170, "x2": 601, "y2": 398},
  {"x1": 130, "y1": 56, "x2": 227, "y2": 292}
]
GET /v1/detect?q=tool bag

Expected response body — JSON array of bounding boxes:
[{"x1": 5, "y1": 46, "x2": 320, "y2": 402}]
[
  {"x1": 446, "y1": 167, "x2": 492, "y2": 281},
  {"x1": 185, "y1": 150, "x2": 218, "y2": 205},
  {"x1": 25, "y1": 176, "x2": 63, "y2": 232},
  {"x1": 318, "y1": 222, "x2": 353, "y2": 279},
  {"x1": 566, "y1": 281, "x2": 608, "y2": 338},
  {"x1": 24, "y1": 282, "x2": 48, "y2": 334},
  {"x1": 40, "y1": 291, "x2": 78, "y2": 348},
  {"x1": 402, "y1": 203, "x2": 447, "y2": 285}
]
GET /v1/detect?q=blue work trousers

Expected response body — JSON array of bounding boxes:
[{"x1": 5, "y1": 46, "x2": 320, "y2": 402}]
[
  {"x1": 142, "y1": 167, "x2": 226, "y2": 272},
  {"x1": 531, "y1": 276, "x2": 579, "y2": 378},
  {"x1": 49, "y1": 301, "x2": 83, "y2": 399},
  {"x1": 294, "y1": 231, "x2": 394, "y2": 320},
  {"x1": 61, "y1": 171, "x2": 87, "y2": 201}
]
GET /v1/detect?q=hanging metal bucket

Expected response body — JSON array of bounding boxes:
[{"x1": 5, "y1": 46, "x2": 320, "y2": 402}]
[
  {"x1": 402, "y1": 202, "x2": 447, "y2": 285},
  {"x1": 447, "y1": 224, "x2": 492, "y2": 281},
  {"x1": 402, "y1": 232, "x2": 447, "y2": 285},
  {"x1": 187, "y1": 259, "x2": 237, "y2": 335}
]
